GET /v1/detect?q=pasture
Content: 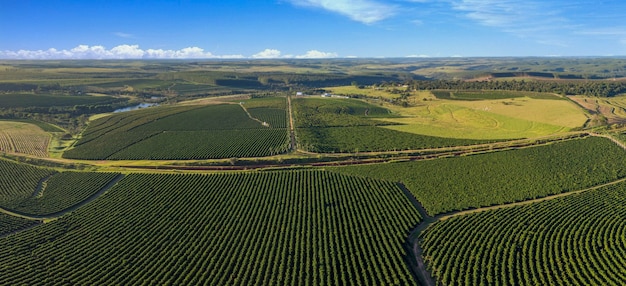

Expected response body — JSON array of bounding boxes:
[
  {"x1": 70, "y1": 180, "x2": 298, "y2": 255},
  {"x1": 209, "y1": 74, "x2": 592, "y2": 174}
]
[{"x1": 380, "y1": 92, "x2": 587, "y2": 140}]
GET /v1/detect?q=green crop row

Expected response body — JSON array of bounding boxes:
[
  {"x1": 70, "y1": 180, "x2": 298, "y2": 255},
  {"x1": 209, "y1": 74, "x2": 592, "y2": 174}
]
[
  {"x1": 332, "y1": 137, "x2": 626, "y2": 215},
  {"x1": 76, "y1": 105, "x2": 197, "y2": 145},
  {"x1": 131, "y1": 104, "x2": 264, "y2": 132},
  {"x1": 247, "y1": 108, "x2": 287, "y2": 128},
  {"x1": 0, "y1": 170, "x2": 421, "y2": 285},
  {"x1": 8, "y1": 172, "x2": 120, "y2": 216},
  {"x1": 108, "y1": 129, "x2": 289, "y2": 160},
  {"x1": 67, "y1": 103, "x2": 288, "y2": 160},
  {"x1": 0, "y1": 93, "x2": 126, "y2": 109},
  {"x1": 421, "y1": 180, "x2": 626, "y2": 285},
  {"x1": 0, "y1": 214, "x2": 39, "y2": 237},
  {"x1": 0, "y1": 158, "x2": 55, "y2": 206},
  {"x1": 292, "y1": 97, "x2": 395, "y2": 128},
  {"x1": 297, "y1": 126, "x2": 496, "y2": 153}
]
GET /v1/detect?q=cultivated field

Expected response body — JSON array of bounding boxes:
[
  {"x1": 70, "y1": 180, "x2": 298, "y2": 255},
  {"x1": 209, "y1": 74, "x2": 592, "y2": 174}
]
[
  {"x1": 0, "y1": 121, "x2": 51, "y2": 157},
  {"x1": 333, "y1": 136, "x2": 626, "y2": 215},
  {"x1": 421, "y1": 180, "x2": 626, "y2": 285},
  {"x1": 3, "y1": 59, "x2": 626, "y2": 285},
  {"x1": 64, "y1": 98, "x2": 289, "y2": 160},
  {"x1": 570, "y1": 95, "x2": 626, "y2": 124},
  {"x1": 0, "y1": 170, "x2": 420, "y2": 285}
]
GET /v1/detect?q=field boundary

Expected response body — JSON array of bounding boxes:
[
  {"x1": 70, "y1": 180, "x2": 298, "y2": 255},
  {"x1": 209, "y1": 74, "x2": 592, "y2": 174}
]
[{"x1": 238, "y1": 102, "x2": 271, "y2": 128}]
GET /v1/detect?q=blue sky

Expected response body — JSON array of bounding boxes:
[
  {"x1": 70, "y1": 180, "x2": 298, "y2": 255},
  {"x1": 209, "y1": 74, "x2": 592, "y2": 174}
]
[{"x1": 1, "y1": 0, "x2": 625, "y2": 59}]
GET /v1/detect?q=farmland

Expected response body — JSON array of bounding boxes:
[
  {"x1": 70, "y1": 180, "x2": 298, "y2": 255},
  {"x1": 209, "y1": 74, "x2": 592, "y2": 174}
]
[
  {"x1": 64, "y1": 98, "x2": 289, "y2": 160},
  {"x1": 293, "y1": 97, "x2": 501, "y2": 153},
  {"x1": 331, "y1": 136, "x2": 626, "y2": 215},
  {"x1": 2, "y1": 59, "x2": 626, "y2": 285},
  {"x1": 0, "y1": 214, "x2": 40, "y2": 237},
  {"x1": 379, "y1": 90, "x2": 587, "y2": 140},
  {"x1": 6, "y1": 172, "x2": 121, "y2": 216},
  {"x1": 0, "y1": 171, "x2": 420, "y2": 285},
  {"x1": 0, "y1": 121, "x2": 51, "y2": 157},
  {"x1": 0, "y1": 158, "x2": 56, "y2": 206},
  {"x1": 420, "y1": 180, "x2": 626, "y2": 285}
]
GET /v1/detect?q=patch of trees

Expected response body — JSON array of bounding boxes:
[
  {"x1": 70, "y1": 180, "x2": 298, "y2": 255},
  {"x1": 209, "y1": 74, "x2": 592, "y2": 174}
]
[
  {"x1": 405, "y1": 79, "x2": 626, "y2": 97},
  {"x1": 404, "y1": 79, "x2": 626, "y2": 97},
  {"x1": 0, "y1": 100, "x2": 130, "y2": 133}
]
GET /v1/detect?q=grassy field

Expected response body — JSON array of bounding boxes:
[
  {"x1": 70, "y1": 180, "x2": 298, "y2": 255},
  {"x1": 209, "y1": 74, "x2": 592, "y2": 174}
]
[{"x1": 380, "y1": 92, "x2": 587, "y2": 139}]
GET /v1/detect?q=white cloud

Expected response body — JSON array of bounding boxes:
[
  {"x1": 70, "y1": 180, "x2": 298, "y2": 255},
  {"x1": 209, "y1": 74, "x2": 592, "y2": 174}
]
[
  {"x1": 252, "y1": 49, "x2": 283, "y2": 59},
  {"x1": 0, "y1": 44, "x2": 225, "y2": 59},
  {"x1": 451, "y1": 0, "x2": 526, "y2": 27},
  {"x1": 113, "y1": 32, "x2": 134, "y2": 38},
  {"x1": 0, "y1": 45, "x2": 337, "y2": 60},
  {"x1": 252, "y1": 49, "x2": 338, "y2": 59},
  {"x1": 449, "y1": 0, "x2": 568, "y2": 33},
  {"x1": 296, "y1": 50, "x2": 338, "y2": 58},
  {"x1": 577, "y1": 27, "x2": 626, "y2": 37},
  {"x1": 406, "y1": 54, "x2": 430, "y2": 58},
  {"x1": 287, "y1": 0, "x2": 395, "y2": 24}
]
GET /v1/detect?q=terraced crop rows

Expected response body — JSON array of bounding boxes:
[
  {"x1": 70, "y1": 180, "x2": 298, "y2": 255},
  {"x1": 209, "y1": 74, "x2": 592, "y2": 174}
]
[
  {"x1": 421, "y1": 180, "x2": 626, "y2": 286},
  {"x1": 0, "y1": 214, "x2": 39, "y2": 237}
]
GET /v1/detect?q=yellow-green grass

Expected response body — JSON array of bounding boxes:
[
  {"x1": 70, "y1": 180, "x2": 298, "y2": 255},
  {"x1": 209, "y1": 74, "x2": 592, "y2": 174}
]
[
  {"x1": 451, "y1": 96, "x2": 587, "y2": 128},
  {"x1": 326, "y1": 85, "x2": 433, "y2": 99},
  {"x1": 379, "y1": 96, "x2": 587, "y2": 140},
  {"x1": 0, "y1": 121, "x2": 50, "y2": 157}
]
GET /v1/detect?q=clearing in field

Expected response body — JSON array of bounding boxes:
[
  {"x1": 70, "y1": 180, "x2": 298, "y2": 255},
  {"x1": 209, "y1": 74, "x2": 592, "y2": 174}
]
[
  {"x1": 569, "y1": 95, "x2": 626, "y2": 124},
  {"x1": 293, "y1": 97, "x2": 500, "y2": 152},
  {"x1": 0, "y1": 121, "x2": 51, "y2": 157},
  {"x1": 380, "y1": 91, "x2": 587, "y2": 140}
]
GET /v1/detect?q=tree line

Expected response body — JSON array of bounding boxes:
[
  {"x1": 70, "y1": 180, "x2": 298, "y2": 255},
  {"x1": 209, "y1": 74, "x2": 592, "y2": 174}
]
[{"x1": 403, "y1": 79, "x2": 626, "y2": 97}]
